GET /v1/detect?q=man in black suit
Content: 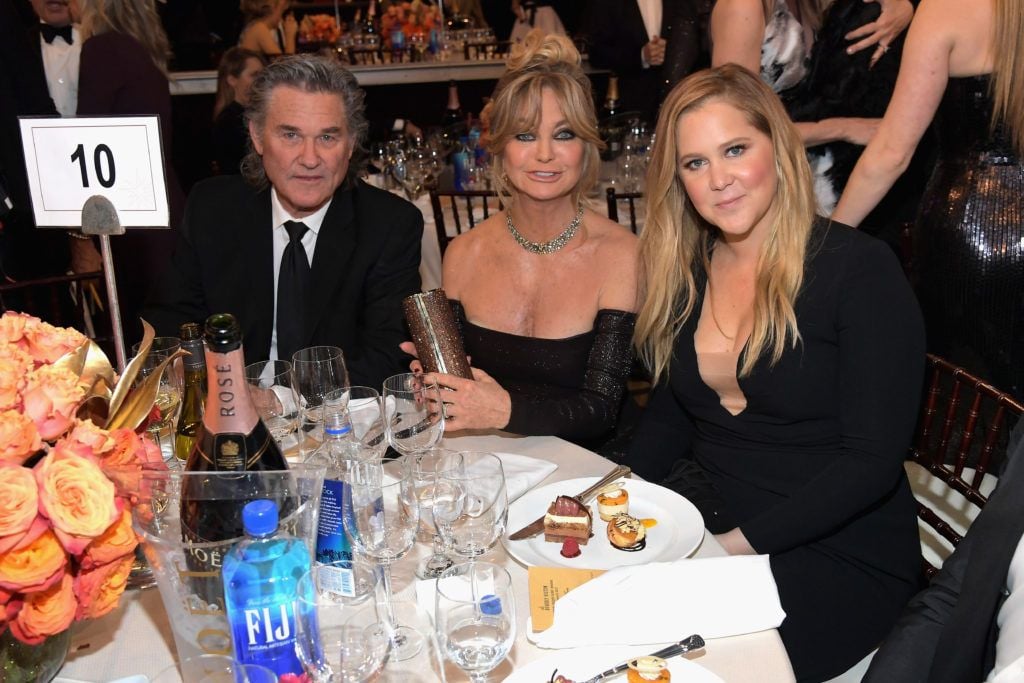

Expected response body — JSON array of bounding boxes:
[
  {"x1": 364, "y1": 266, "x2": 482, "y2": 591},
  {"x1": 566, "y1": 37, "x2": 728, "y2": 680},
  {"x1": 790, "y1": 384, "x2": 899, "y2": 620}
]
[
  {"x1": 585, "y1": 0, "x2": 709, "y2": 122},
  {"x1": 146, "y1": 55, "x2": 422, "y2": 388},
  {"x1": 864, "y1": 418, "x2": 1024, "y2": 682}
]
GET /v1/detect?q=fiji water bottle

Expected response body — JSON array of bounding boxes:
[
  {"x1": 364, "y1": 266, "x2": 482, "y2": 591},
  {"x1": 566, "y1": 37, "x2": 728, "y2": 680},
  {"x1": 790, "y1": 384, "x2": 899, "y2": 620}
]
[
  {"x1": 222, "y1": 499, "x2": 312, "y2": 678},
  {"x1": 307, "y1": 412, "x2": 359, "y2": 597}
]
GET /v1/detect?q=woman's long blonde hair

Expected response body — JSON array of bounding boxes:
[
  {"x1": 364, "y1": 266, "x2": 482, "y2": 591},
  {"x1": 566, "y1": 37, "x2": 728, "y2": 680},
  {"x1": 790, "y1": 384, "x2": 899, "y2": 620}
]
[
  {"x1": 635, "y1": 64, "x2": 817, "y2": 382},
  {"x1": 80, "y1": 0, "x2": 171, "y2": 74},
  {"x1": 991, "y1": 0, "x2": 1024, "y2": 157},
  {"x1": 484, "y1": 29, "x2": 603, "y2": 209}
]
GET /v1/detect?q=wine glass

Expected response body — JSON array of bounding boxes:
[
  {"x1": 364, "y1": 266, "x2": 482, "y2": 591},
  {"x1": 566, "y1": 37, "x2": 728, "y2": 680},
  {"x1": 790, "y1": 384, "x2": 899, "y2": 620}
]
[
  {"x1": 435, "y1": 562, "x2": 516, "y2": 682},
  {"x1": 245, "y1": 359, "x2": 299, "y2": 446},
  {"x1": 295, "y1": 560, "x2": 390, "y2": 682},
  {"x1": 131, "y1": 336, "x2": 182, "y2": 461},
  {"x1": 292, "y1": 346, "x2": 349, "y2": 458},
  {"x1": 410, "y1": 447, "x2": 457, "y2": 580},
  {"x1": 381, "y1": 373, "x2": 445, "y2": 457},
  {"x1": 341, "y1": 458, "x2": 423, "y2": 661},
  {"x1": 343, "y1": 386, "x2": 387, "y2": 455},
  {"x1": 432, "y1": 452, "x2": 508, "y2": 565},
  {"x1": 152, "y1": 655, "x2": 277, "y2": 683}
]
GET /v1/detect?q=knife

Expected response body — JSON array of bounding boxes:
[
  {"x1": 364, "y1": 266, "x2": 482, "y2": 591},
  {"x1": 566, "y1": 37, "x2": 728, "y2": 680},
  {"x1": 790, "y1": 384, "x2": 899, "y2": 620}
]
[
  {"x1": 507, "y1": 464, "x2": 631, "y2": 541},
  {"x1": 581, "y1": 634, "x2": 706, "y2": 683}
]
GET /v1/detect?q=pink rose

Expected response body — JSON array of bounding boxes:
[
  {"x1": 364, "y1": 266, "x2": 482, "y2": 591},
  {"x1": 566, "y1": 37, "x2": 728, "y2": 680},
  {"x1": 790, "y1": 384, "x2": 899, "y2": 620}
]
[
  {"x1": 74, "y1": 553, "x2": 133, "y2": 621},
  {"x1": 0, "y1": 410, "x2": 42, "y2": 465},
  {"x1": 68, "y1": 419, "x2": 116, "y2": 456},
  {"x1": 21, "y1": 365, "x2": 84, "y2": 441},
  {"x1": 0, "y1": 527, "x2": 66, "y2": 594},
  {"x1": 0, "y1": 312, "x2": 36, "y2": 347},
  {"x1": 23, "y1": 320, "x2": 87, "y2": 365},
  {"x1": 80, "y1": 508, "x2": 137, "y2": 570},
  {"x1": 35, "y1": 447, "x2": 119, "y2": 555},
  {"x1": 0, "y1": 466, "x2": 40, "y2": 549},
  {"x1": 9, "y1": 570, "x2": 75, "y2": 644},
  {"x1": 0, "y1": 354, "x2": 29, "y2": 411}
]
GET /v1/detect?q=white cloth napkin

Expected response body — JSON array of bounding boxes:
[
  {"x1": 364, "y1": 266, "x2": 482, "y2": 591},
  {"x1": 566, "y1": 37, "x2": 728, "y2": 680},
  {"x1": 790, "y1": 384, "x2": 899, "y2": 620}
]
[
  {"x1": 530, "y1": 555, "x2": 786, "y2": 648},
  {"x1": 492, "y1": 451, "x2": 557, "y2": 502}
]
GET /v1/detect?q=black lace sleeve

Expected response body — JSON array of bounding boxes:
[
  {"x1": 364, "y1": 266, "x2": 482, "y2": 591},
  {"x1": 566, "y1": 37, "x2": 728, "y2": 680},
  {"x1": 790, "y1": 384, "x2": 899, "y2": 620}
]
[{"x1": 505, "y1": 310, "x2": 636, "y2": 442}]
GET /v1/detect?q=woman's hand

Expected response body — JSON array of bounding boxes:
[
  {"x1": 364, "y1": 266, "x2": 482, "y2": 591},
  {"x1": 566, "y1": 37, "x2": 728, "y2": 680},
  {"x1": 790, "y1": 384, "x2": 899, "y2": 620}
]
[
  {"x1": 838, "y1": 117, "x2": 881, "y2": 146},
  {"x1": 715, "y1": 527, "x2": 756, "y2": 555},
  {"x1": 845, "y1": 0, "x2": 914, "y2": 67},
  {"x1": 399, "y1": 341, "x2": 423, "y2": 374},
  {"x1": 283, "y1": 13, "x2": 298, "y2": 38},
  {"x1": 424, "y1": 368, "x2": 512, "y2": 431}
]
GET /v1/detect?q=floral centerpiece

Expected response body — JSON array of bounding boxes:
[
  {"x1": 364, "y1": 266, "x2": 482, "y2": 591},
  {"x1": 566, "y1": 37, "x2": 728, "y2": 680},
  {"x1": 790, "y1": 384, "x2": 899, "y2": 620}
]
[
  {"x1": 0, "y1": 312, "x2": 175, "y2": 680},
  {"x1": 382, "y1": 0, "x2": 441, "y2": 46},
  {"x1": 298, "y1": 13, "x2": 343, "y2": 46}
]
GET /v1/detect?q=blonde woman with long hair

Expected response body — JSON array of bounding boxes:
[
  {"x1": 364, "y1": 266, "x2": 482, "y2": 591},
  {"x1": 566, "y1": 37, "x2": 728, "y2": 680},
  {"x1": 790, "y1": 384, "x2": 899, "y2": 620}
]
[
  {"x1": 407, "y1": 31, "x2": 638, "y2": 448},
  {"x1": 627, "y1": 65, "x2": 924, "y2": 681},
  {"x1": 834, "y1": 0, "x2": 1024, "y2": 398}
]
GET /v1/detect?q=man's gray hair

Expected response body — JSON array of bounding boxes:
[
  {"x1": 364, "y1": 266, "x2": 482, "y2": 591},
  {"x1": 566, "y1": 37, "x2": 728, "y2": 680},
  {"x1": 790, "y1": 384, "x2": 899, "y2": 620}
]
[{"x1": 240, "y1": 55, "x2": 368, "y2": 188}]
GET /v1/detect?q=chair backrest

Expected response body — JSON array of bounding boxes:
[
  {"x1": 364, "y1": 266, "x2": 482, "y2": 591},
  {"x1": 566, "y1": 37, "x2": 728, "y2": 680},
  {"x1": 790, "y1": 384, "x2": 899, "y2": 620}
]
[
  {"x1": 605, "y1": 187, "x2": 643, "y2": 234},
  {"x1": 0, "y1": 270, "x2": 113, "y2": 353},
  {"x1": 908, "y1": 354, "x2": 1024, "y2": 579},
  {"x1": 429, "y1": 189, "x2": 501, "y2": 257}
]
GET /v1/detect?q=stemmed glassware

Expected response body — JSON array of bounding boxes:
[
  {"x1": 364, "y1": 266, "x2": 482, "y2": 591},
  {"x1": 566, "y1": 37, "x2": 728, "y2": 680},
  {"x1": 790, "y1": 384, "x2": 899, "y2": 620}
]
[
  {"x1": 342, "y1": 458, "x2": 423, "y2": 661},
  {"x1": 410, "y1": 448, "x2": 457, "y2": 579},
  {"x1": 245, "y1": 359, "x2": 299, "y2": 447},
  {"x1": 435, "y1": 562, "x2": 516, "y2": 682},
  {"x1": 132, "y1": 336, "x2": 182, "y2": 461},
  {"x1": 295, "y1": 560, "x2": 390, "y2": 683},
  {"x1": 382, "y1": 373, "x2": 445, "y2": 456},
  {"x1": 432, "y1": 451, "x2": 509, "y2": 565},
  {"x1": 291, "y1": 346, "x2": 349, "y2": 458}
]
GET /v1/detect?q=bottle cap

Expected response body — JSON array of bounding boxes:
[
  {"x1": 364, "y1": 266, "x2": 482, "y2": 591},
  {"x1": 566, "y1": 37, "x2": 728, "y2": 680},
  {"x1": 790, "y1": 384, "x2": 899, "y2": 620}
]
[
  {"x1": 242, "y1": 499, "x2": 279, "y2": 537},
  {"x1": 204, "y1": 313, "x2": 242, "y2": 352}
]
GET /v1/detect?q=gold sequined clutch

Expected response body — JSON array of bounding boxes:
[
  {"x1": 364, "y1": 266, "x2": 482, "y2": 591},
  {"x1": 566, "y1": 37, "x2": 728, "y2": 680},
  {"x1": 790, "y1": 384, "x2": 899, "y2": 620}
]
[{"x1": 402, "y1": 288, "x2": 473, "y2": 379}]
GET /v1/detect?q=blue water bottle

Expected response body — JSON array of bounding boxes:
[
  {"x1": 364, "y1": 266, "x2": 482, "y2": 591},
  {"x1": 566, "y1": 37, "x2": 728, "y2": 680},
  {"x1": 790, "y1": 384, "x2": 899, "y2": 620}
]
[{"x1": 222, "y1": 499, "x2": 313, "y2": 678}]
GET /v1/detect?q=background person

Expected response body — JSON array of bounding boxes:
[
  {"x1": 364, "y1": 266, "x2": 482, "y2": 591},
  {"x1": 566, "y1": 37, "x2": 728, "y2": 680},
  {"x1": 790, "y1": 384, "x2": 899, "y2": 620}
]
[
  {"x1": 238, "y1": 0, "x2": 296, "y2": 57},
  {"x1": 211, "y1": 47, "x2": 266, "y2": 175},
  {"x1": 627, "y1": 65, "x2": 925, "y2": 681}
]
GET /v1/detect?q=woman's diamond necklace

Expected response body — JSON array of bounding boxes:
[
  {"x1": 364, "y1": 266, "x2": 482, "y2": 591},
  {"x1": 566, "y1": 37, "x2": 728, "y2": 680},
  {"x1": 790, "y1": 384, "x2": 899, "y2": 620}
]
[{"x1": 505, "y1": 204, "x2": 584, "y2": 254}]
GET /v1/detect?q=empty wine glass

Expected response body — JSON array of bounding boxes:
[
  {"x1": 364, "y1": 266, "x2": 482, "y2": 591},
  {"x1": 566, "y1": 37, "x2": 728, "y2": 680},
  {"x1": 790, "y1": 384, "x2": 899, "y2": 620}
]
[
  {"x1": 295, "y1": 560, "x2": 390, "y2": 682},
  {"x1": 245, "y1": 359, "x2": 299, "y2": 446},
  {"x1": 292, "y1": 346, "x2": 349, "y2": 458},
  {"x1": 131, "y1": 336, "x2": 183, "y2": 461},
  {"x1": 411, "y1": 447, "x2": 456, "y2": 580},
  {"x1": 382, "y1": 373, "x2": 445, "y2": 457},
  {"x1": 343, "y1": 386, "x2": 387, "y2": 455},
  {"x1": 435, "y1": 562, "x2": 516, "y2": 682},
  {"x1": 432, "y1": 452, "x2": 508, "y2": 565},
  {"x1": 342, "y1": 458, "x2": 423, "y2": 661}
]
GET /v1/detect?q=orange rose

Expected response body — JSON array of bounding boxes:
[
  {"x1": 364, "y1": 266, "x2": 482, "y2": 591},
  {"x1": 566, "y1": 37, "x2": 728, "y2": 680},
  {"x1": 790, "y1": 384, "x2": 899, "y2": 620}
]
[
  {"x1": 23, "y1": 320, "x2": 87, "y2": 366},
  {"x1": 0, "y1": 354, "x2": 29, "y2": 411},
  {"x1": 74, "y1": 553, "x2": 133, "y2": 621},
  {"x1": 0, "y1": 312, "x2": 35, "y2": 347},
  {"x1": 21, "y1": 365, "x2": 84, "y2": 441},
  {"x1": 68, "y1": 419, "x2": 116, "y2": 456},
  {"x1": 80, "y1": 508, "x2": 137, "y2": 570},
  {"x1": 0, "y1": 527, "x2": 66, "y2": 594},
  {"x1": 35, "y1": 448, "x2": 119, "y2": 555},
  {"x1": 0, "y1": 410, "x2": 42, "y2": 465},
  {"x1": 9, "y1": 570, "x2": 75, "y2": 644},
  {"x1": 0, "y1": 465, "x2": 39, "y2": 545}
]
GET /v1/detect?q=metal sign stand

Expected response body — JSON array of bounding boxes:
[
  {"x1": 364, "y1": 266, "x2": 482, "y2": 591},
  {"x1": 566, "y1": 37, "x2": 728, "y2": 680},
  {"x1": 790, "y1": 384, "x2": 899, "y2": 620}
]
[{"x1": 81, "y1": 195, "x2": 127, "y2": 372}]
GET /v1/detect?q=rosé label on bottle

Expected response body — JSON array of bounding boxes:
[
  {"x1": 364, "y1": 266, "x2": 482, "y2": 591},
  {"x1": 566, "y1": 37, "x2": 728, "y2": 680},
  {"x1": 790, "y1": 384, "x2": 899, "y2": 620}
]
[{"x1": 203, "y1": 347, "x2": 258, "y2": 435}]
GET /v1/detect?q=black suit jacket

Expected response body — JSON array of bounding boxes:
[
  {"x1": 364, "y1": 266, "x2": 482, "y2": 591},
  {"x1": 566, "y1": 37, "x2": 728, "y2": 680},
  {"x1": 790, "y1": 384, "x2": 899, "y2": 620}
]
[
  {"x1": 145, "y1": 175, "x2": 423, "y2": 389},
  {"x1": 865, "y1": 419, "x2": 1024, "y2": 682},
  {"x1": 585, "y1": 0, "x2": 707, "y2": 121}
]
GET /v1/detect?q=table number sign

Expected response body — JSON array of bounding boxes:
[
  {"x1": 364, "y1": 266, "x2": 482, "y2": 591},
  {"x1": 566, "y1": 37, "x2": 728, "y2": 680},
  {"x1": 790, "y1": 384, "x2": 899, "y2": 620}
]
[{"x1": 18, "y1": 116, "x2": 169, "y2": 227}]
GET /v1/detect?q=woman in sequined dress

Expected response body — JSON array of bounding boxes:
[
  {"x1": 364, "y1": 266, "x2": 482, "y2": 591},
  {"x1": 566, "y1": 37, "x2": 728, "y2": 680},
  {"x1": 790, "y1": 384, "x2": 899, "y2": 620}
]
[
  {"x1": 834, "y1": 0, "x2": 1024, "y2": 398},
  {"x1": 405, "y1": 31, "x2": 638, "y2": 448}
]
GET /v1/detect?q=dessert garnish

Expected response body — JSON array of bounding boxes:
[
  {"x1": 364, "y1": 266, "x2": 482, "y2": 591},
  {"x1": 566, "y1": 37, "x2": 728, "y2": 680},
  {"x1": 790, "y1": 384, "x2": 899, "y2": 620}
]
[
  {"x1": 641, "y1": 518, "x2": 658, "y2": 528},
  {"x1": 560, "y1": 538, "x2": 582, "y2": 558}
]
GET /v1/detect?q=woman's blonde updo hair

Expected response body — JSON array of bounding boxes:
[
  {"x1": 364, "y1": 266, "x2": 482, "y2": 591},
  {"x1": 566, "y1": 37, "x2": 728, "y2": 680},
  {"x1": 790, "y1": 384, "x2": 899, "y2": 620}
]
[{"x1": 484, "y1": 29, "x2": 604, "y2": 208}]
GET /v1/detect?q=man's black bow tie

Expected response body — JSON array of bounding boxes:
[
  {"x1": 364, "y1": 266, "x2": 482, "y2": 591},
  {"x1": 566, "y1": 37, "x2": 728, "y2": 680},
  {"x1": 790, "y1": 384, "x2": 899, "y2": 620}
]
[{"x1": 41, "y1": 24, "x2": 73, "y2": 45}]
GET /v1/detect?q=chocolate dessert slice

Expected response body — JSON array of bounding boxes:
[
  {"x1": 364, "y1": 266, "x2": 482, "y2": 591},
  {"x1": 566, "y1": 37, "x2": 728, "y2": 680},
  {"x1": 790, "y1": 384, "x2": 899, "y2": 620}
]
[{"x1": 543, "y1": 495, "x2": 593, "y2": 545}]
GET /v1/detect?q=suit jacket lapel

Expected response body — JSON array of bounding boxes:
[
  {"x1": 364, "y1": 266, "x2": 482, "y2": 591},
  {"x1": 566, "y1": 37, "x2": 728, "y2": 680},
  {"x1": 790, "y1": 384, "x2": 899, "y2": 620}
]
[
  {"x1": 242, "y1": 188, "x2": 275, "y2": 359},
  {"x1": 306, "y1": 184, "x2": 357, "y2": 342}
]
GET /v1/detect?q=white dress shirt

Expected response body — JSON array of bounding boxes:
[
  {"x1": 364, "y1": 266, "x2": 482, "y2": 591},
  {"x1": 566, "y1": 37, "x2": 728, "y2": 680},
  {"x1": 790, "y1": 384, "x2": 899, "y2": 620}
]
[
  {"x1": 269, "y1": 189, "x2": 330, "y2": 361},
  {"x1": 39, "y1": 23, "x2": 81, "y2": 117}
]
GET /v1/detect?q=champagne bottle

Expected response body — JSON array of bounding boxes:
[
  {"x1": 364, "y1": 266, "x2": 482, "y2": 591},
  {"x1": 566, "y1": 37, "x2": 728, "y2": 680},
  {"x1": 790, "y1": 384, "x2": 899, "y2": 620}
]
[
  {"x1": 180, "y1": 313, "x2": 292, "y2": 607},
  {"x1": 442, "y1": 79, "x2": 463, "y2": 126},
  {"x1": 600, "y1": 73, "x2": 624, "y2": 161},
  {"x1": 174, "y1": 322, "x2": 206, "y2": 461}
]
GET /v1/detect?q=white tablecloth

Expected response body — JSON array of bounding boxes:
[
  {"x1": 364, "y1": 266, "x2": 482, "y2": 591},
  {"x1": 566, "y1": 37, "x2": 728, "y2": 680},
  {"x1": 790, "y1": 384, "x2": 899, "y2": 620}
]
[{"x1": 56, "y1": 432, "x2": 794, "y2": 683}]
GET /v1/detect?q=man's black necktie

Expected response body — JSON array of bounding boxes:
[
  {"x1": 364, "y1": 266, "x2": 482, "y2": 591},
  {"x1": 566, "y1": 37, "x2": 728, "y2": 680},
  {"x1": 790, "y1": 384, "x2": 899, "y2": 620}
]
[
  {"x1": 41, "y1": 24, "x2": 73, "y2": 45},
  {"x1": 277, "y1": 221, "x2": 311, "y2": 362}
]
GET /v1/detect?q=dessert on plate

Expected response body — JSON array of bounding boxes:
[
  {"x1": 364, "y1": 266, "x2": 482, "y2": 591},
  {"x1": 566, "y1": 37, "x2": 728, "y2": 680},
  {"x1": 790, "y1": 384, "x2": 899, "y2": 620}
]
[
  {"x1": 628, "y1": 656, "x2": 671, "y2": 682},
  {"x1": 544, "y1": 495, "x2": 593, "y2": 545},
  {"x1": 596, "y1": 484, "x2": 630, "y2": 521},
  {"x1": 607, "y1": 512, "x2": 647, "y2": 552}
]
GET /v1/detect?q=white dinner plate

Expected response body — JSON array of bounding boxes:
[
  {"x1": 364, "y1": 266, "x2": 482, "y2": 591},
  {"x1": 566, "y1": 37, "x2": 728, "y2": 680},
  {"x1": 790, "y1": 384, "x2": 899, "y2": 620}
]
[
  {"x1": 506, "y1": 644, "x2": 724, "y2": 683},
  {"x1": 502, "y1": 477, "x2": 704, "y2": 569}
]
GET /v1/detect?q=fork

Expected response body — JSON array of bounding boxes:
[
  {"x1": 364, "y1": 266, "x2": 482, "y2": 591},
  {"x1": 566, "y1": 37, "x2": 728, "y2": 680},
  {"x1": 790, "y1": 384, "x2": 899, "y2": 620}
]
[{"x1": 581, "y1": 634, "x2": 706, "y2": 683}]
